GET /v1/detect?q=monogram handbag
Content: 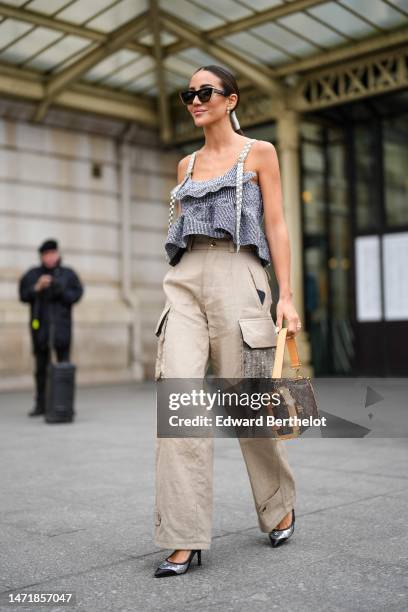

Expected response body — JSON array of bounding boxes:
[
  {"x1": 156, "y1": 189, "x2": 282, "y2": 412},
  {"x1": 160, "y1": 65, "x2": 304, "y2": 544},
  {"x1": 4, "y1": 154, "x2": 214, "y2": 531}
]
[{"x1": 265, "y1": 327, "x2": 320, "y2": 440}]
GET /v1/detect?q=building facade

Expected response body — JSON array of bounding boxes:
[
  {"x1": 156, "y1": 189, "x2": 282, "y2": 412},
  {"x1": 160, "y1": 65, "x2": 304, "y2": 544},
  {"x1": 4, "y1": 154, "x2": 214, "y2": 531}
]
[{"x1": 0, "y1": 0, "x2": 407, "y2": 386}]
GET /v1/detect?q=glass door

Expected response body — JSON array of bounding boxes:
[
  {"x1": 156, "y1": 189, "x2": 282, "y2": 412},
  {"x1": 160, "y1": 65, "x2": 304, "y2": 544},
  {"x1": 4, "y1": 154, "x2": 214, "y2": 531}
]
[
  {"x1": 352, "y1": 112, "x2": 408, "y2": 376},
  {"x1": 301, "y1": 122, "x2": 354, "y2": 375}
]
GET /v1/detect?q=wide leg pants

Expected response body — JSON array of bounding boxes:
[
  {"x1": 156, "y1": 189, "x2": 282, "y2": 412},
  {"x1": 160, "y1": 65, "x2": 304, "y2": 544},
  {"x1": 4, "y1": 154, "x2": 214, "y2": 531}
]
[{"x1": 154, "y1": 234, "x2": 296, "y2": 549}]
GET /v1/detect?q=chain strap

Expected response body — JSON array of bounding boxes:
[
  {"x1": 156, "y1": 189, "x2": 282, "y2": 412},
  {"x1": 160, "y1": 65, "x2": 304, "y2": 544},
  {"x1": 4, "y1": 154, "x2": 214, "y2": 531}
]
[
  {"x1": 235, "y1": 138, "x2": 256, "y2": 253},
  {"x1": 168, "y1": 151, "x2": 197, "y2": 230}
]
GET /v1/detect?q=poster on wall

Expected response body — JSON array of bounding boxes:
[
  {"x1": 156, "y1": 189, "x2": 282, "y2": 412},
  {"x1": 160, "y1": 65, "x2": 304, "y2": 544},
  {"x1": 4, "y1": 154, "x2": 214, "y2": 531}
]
[
  {"x1": 383, "y1": 232, "x2": 408, "y2": 321},
  {"x1": 355, "y1": 236, "x2": 382, "y2": 322}
]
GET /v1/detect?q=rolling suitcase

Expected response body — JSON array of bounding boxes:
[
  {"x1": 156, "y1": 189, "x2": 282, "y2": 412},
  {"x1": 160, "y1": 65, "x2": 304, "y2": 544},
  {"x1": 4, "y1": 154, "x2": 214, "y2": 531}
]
[
  {"x1": 45, "y1": 361, "x2": 76, "y2": 423},
  {"x1": 44, "y1": 303, "x2": 76, "y2": 424}
]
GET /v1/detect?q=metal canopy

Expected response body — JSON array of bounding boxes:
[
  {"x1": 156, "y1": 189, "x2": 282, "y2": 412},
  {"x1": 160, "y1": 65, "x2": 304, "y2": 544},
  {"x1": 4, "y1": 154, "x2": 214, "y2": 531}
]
[{"x1": 0, "y1": 0, "x2": 407, "y2": 141}]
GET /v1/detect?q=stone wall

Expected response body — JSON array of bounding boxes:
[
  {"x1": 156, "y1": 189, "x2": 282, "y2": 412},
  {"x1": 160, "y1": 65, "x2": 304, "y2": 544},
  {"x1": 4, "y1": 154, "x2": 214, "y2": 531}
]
[{"x1": 0, "y1": 118, "x2": 179, "y2": 389}]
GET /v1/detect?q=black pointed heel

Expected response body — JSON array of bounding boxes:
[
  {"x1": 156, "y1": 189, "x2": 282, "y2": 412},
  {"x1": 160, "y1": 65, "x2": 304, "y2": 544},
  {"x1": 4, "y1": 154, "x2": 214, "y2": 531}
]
[
  {"x1": 269, "y1": 508, "x2": 295, "y2": 548},
  {"x1": 154, "y1": 549, "x2": 202, "y2": 577}
]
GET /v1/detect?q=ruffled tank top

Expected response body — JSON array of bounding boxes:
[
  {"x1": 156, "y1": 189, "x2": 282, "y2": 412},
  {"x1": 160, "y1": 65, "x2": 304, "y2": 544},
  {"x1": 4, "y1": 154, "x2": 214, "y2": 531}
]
[{"x1": 164, "y1": 138, "x2": 272, "y2": 268}]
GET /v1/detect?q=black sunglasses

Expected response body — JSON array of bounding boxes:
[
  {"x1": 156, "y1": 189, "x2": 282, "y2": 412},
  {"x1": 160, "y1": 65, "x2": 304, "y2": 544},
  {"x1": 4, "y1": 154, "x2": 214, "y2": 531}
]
[{"x1": 179, "y1": 86, "x2": 227, "y2": 105}]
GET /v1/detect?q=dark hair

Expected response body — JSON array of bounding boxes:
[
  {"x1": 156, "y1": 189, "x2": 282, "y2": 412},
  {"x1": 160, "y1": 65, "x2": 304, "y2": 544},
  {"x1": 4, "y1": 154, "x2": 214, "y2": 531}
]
[
  {"x1": 193, "y1": 64, "x2": 244, "y2": 135},
  {"x1": 38, "y1": 238, "x2": 58, "y2": 253}
]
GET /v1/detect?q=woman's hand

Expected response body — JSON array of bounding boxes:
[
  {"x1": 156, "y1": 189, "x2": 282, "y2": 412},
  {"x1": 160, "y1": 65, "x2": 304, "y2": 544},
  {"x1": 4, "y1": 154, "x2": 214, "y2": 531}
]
[{"x1": 275, "y1": 296, "x2": 302, "y2": 337}]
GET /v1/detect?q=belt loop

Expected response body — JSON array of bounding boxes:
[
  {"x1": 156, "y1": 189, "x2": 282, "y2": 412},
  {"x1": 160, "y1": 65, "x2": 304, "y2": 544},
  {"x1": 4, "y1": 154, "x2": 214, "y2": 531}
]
[
  {"x1": 229, "y1": 239, "x2": 235, "y2": 253},
  {"x1": 187, "y1": 235, "x2": 193, "y2": 251}
]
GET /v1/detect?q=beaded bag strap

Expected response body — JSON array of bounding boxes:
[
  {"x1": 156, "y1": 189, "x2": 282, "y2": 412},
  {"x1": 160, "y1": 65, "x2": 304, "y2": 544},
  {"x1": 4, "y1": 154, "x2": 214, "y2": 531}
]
[
  {"x1": 235, "y1": 138, "x2": 256, "y2": 252},
  {"x1": 168, "y1": 151, "x2": 197, "y2": 230}
]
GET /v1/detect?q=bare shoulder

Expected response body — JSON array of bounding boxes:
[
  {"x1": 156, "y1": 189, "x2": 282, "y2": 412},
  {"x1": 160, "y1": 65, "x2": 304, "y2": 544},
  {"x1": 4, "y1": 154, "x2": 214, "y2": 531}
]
[
  {"x1": 178, "y1": 154, "x2": 191, "y2": 171},
  {"x1": 251, "y1": 140, "x2": 278, "y2": 172},
  {"x1": 252, "y1": 139, "x2": 277, "y2": 158},
  {"x1": 177, "y1": 153, "x2": 193, "y2": 182}
]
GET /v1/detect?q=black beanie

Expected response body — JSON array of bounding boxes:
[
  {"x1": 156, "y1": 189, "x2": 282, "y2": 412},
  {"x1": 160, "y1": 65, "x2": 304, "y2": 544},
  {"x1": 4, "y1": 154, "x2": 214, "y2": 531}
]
[{"x1": 38, "y1": 239, "x2": 58, "y2": 253}]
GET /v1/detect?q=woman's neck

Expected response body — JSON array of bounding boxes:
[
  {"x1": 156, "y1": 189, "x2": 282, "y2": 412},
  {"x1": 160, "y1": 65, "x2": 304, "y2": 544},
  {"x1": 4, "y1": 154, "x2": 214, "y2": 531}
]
[{"x1": 201, "y1": 122, "x2": 243, "y2": 154}]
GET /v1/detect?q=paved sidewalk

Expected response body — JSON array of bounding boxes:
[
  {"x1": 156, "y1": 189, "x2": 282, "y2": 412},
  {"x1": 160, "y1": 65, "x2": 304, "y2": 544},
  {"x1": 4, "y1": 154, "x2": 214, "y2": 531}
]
[{"x1": 0, "y1": 382, "x2": 407, "y2": 612}]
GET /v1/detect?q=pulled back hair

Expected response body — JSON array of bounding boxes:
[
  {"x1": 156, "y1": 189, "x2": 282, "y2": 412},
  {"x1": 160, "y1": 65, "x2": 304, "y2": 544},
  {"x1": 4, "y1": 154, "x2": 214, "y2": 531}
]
[{"x1": 193, "y1": 65, "x2": 244, "y2": 135}]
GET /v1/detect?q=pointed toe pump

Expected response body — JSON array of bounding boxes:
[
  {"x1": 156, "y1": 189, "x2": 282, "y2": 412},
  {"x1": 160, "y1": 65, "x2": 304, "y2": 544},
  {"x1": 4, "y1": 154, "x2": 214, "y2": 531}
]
[
  {"x1": 154, "y1": 549, "x2": 202, "y2": 577},
  {"x1": 269, "y1": 508, "x2": 295, "y2": 548}
]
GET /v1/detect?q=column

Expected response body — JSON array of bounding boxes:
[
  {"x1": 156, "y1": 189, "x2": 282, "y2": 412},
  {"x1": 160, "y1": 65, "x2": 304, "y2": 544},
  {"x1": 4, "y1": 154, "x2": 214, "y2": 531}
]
[
  {"x1": 118, "y1": 141, "x2": 144, "y2": 379},
  {"x1": 276, "y1": 109, "x2": 313, "y2": 376}
]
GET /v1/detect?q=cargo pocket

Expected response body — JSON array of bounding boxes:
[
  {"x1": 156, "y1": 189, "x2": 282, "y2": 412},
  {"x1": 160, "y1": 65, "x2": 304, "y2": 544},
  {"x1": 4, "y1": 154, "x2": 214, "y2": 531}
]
[
  {"x1": 238, "y1": 316, "x2": 277, "y2": 378},
  {"x1": 154, "y1": 303, "x2": 171, "y2": 380}
]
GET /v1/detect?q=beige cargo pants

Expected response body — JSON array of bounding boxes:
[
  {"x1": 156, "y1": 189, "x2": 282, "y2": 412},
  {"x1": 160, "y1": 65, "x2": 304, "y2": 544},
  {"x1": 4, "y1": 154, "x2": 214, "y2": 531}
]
[{"x1": 154, "y1": 234, "x2": 296, "y2": 549}]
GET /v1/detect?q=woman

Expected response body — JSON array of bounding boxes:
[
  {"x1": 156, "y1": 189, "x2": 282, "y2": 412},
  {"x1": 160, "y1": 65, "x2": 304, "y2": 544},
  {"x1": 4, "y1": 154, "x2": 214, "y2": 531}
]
[{"x1": 153, "y1": 64, "x2": 301, "y2": 578}]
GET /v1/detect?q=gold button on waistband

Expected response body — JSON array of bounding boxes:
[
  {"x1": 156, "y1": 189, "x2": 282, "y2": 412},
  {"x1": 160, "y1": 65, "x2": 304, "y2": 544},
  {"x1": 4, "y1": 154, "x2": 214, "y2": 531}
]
[{"x1": 210, "y1": 240, "x2": 216, "y2": 247}]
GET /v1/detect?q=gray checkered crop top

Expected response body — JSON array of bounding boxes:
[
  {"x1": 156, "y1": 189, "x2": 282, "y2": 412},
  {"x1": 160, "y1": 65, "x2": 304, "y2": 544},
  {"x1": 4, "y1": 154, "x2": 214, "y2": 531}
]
[{"x1": 164, "y1": 138, "x2": 271, "y2": 268}]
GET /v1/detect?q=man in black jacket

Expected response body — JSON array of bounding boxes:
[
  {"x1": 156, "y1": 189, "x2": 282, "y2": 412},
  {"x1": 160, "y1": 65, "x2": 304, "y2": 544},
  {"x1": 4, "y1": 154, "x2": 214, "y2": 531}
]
[{"x1": 19, "y1": 239, "x2": 84, "y2": 417}]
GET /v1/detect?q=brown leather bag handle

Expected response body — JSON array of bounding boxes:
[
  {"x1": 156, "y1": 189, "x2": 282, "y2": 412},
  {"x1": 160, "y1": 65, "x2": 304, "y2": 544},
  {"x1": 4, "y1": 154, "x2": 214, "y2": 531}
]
[{"x1": 272, "y1": 328, "x2": 302, "y2": 378}]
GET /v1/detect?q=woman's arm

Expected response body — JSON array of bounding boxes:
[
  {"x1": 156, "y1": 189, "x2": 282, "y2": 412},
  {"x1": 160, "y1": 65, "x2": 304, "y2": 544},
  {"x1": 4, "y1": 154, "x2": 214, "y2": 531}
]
[{"x1": 254, "y1": 140, "x2": 301, "y2": 337}]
